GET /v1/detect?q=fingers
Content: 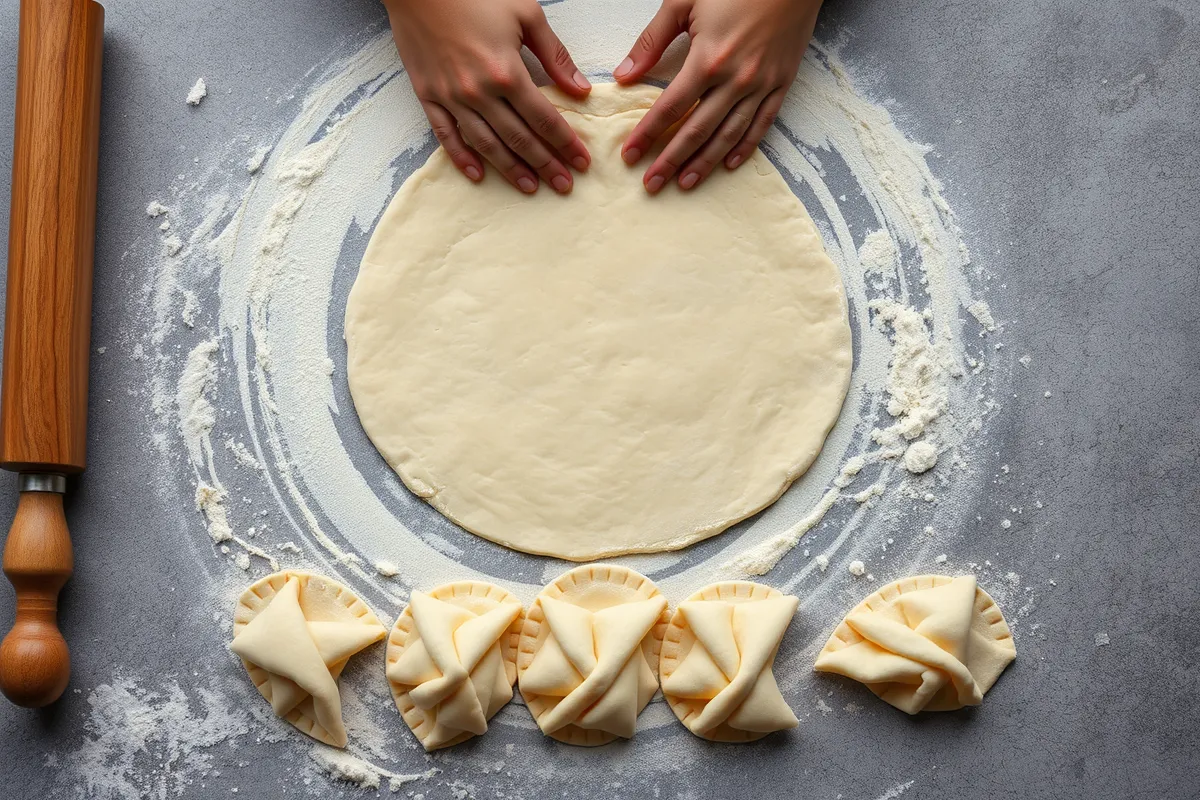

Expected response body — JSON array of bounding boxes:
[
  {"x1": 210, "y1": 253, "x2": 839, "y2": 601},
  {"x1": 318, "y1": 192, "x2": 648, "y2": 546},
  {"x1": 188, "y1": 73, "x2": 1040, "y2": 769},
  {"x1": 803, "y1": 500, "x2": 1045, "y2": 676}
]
[
  {"x1": 640, "y1": 86, "x2": 741, "y2": 193},
  {"x1": 422, "y1": 101, "x2": 483, "y2": 182},
  {"x1": 613, "y1": 2, "x2": 689, "y2": 85},
  {"x1": 453, "y1": 106, "x2": 541, "y2": 194},
  {"x1": 620, "y1": 62, "x2": 705, "y2": 168},
  {"x1": 675, "y1": 93, "x2": 763, "y2": 189},
  {"x1": 479, "y1": 99, "x2": 576, "y2": 193},
  {"x1": 509, "y1": 85, "x2": 591, "y2": 173},
  {"x1": 724, "y1": 87, "x2": 787, "y2": 170},
  {"x1": 523, "y1": 7, "x2": 592, "y2": 98}
]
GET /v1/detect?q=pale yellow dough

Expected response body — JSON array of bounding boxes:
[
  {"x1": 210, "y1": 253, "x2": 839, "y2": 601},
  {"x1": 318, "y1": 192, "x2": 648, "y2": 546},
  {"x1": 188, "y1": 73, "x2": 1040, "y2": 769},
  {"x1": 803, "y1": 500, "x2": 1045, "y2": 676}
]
[
  {"x1": 813, "y1": 574, "x2": 1016, "y2": 713},
  {"x1": 385, "y1": 581, "x2": 525, "y2": 750},
  {"x1": 659, "y1": 581, "x2": 799, "y2": 741},
  {"x1": 517, "y1": 564, "x2": 668, "y2": 745},
  {"x1": 344, "y1": 82, "x2": 852, "y2": 561},
  {"x1": 231, "y1": 571, "x2": 386, "y2": 747}
]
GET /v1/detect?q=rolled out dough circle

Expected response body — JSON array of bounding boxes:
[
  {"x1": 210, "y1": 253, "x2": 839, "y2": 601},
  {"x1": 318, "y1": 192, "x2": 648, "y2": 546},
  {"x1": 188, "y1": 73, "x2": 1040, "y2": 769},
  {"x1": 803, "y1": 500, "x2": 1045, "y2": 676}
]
[{"x1": 345, "y1": 83, "x2": 852, "y2": 560}]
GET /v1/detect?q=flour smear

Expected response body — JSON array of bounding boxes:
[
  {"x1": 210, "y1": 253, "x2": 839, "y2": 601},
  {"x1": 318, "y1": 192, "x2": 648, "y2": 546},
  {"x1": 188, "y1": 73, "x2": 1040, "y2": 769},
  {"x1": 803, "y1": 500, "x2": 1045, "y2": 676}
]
[{"x1": 106, "y1": 5, "x2": 1015, "y2": 797}]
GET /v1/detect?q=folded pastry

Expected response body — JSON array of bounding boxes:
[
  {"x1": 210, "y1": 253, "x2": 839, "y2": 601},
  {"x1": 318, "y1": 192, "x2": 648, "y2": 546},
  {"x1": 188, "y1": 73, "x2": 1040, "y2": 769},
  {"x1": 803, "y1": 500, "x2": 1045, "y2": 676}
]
[
  {"x1": 386, "y1": 581, "x2": 525, "y2": 750},
  {"x1": 814, "y1": 574, "x2": 1015, "y2": 713},
  {"x1": 660, "y1": 581, "x2": 800, "y2": 741},
  {"x1": 231, "y1": 571, "x2": 386, "y2": 747},
  {"x1": 518, "y1": 564, "x2": 668, "y2": 746}
]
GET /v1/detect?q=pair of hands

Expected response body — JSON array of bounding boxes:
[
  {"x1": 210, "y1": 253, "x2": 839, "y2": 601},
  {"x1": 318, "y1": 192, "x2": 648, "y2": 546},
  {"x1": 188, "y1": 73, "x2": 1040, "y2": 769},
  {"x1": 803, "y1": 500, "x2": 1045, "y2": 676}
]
[{"x1": 384, "y1": 0, "x2": 822, "y2": 195}]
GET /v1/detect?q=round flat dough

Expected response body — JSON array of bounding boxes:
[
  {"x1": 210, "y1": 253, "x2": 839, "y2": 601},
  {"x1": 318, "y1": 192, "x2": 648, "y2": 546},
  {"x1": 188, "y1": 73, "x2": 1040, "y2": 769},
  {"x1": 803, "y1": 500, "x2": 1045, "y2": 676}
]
[{"x1": 345, "y1": 82, "x2": 852, "y2": 560}]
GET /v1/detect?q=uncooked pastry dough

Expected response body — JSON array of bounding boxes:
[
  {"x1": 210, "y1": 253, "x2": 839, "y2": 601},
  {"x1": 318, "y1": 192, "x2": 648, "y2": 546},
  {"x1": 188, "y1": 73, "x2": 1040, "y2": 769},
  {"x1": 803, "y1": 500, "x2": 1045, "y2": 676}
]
[
  {"x1": 344, "y1": 82, "x2": 852, "y2": 560},
  {"x1": 231, "y1": 571, "x2": 386, "y2": 746},
  {"x1": 659, "y1": 581, "x2": 799, "y2": 741},
  {"x1": 517, "y1": 564, "x2": 668, "y2": 745},
  {"x1": 813, "y1": 574, "x2": 1015, "y2": 713},
  {"x1": 385, "y1": 581, "x2": 524, "y2": 750}
]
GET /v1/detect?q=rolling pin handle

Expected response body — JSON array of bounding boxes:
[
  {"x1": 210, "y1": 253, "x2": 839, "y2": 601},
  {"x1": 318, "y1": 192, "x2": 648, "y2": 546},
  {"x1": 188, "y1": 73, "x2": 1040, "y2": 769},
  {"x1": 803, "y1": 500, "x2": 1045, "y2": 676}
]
[{"x1": 0, "y1": 473, "x2": 71, "y2": 707}]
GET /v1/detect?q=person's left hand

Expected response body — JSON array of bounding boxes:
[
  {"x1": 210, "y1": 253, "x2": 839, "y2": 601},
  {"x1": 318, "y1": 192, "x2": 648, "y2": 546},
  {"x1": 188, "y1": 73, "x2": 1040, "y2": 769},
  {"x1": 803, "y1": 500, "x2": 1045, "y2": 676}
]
[{"x1": 613, "y1": 0, "x2": 823, "y2": 193}]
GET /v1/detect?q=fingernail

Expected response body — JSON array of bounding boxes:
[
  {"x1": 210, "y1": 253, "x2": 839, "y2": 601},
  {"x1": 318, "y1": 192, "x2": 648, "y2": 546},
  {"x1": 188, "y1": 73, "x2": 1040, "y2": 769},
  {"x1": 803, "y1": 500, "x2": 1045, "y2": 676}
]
[
  {"x1": 572, "y1": 156, "x2": 589, "y2": 172},
  {"x1": 622, "y1": 147, "x2": 642, "y2": 165},
  {"x1": 552, "y1": 175, "x2": 571, "y2": 193},
  {"x1": 727, "y1": 154, "x2": 742, "y2": 169},
  {"x1": 465, "y1": 165, "x2": 481, "y2": 181},
  {"x1": 572, "y1": 70, "x2": 591, "y2": 91},
  {"x1": 518, "y1": 177, "x2": 537, "y2": 193},
  {"x1": 647, "y1": 175, "x2": 665, "y2": 193},
  {"x1": 614, "y1": 57, "x2": 634, "y2": 79},
  {"x1": 680, "y1": 172, "x2": 700, "y2": 189}
]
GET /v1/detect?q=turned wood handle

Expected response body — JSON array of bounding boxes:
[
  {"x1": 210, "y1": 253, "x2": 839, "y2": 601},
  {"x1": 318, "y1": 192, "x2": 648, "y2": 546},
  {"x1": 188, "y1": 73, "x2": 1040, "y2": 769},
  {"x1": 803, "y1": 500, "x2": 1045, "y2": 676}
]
[
  {"x1": 0, "y1": 0, "x2": 103, "y2": 707},
  {"x1": 0, "y1": 491, "x2": 71, "y2": 707},
  {"x1": 0, "y1": 0, "x2": 104, "y2": 473}
]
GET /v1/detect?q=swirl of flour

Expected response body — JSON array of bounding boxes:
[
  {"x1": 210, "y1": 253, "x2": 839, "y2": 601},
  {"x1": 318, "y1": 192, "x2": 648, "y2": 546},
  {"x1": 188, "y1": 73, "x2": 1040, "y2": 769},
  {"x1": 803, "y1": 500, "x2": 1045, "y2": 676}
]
[{"x1": 142, "y1": 26, "x2": 1004, "y2": 744}]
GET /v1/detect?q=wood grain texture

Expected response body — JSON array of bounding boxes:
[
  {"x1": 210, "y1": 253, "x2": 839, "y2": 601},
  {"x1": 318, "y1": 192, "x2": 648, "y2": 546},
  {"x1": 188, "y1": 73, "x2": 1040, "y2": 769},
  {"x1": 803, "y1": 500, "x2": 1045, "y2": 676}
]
[
  {"x1": 0, "y1": 0, "x2": 104, "y2": 473},
  {"x1": 0, "y1": 491, "x2": 73, "y2": 707}
]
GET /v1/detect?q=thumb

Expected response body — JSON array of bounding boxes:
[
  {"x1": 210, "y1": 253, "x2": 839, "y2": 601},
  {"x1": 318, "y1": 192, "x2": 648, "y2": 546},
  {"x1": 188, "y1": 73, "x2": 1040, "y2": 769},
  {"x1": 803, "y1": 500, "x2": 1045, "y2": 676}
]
[
  {"x1": 523, "y1": 10, "x2": 592, "y2": 97},
  {"x1": 614, "y1": 3, "x2": 689, "y2": 84}
]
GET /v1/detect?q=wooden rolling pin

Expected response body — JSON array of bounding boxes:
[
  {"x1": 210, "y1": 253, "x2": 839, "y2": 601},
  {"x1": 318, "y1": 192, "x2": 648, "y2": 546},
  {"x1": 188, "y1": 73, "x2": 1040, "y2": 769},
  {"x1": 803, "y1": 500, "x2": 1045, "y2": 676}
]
[{"x1": 0, "y1": 0, "x2": 104, "y2": 708}]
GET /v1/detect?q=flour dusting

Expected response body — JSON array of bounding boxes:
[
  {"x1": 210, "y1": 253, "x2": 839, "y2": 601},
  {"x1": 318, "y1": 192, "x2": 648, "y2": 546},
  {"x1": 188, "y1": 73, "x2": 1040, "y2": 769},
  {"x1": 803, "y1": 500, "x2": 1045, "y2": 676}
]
[
  {"x1": 128, "y1": 16, "x2": 1010, "y2": 795},
  {"x1": 52, "y1": 677, "x2": 251, "y2": 799},
  {"x1": 176, "y1": 339, "x2": 219, "y2": 466}
]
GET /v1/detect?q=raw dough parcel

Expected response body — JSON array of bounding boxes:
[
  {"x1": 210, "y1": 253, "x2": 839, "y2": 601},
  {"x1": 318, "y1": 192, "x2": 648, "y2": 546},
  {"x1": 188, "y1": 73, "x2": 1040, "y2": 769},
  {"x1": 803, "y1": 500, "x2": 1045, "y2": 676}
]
[
  {"x1": 386, "y1": 581, "x2": 525, "y2": 750},
  {"x1": 517, "y1": 564, "x2": 668, "y2": 746},
  {"x1": 345, "y1": 83, "x2": 852, "y2": 560},
  {"x1": 231, "y1": 571, "x2": 386, "y2": 747},
  {"x1": 659, "y1": 581, "x2": 800, "y2": 741},
  {"x1": 813, "y1": 574, "x2": 1016, "y2": 713}
]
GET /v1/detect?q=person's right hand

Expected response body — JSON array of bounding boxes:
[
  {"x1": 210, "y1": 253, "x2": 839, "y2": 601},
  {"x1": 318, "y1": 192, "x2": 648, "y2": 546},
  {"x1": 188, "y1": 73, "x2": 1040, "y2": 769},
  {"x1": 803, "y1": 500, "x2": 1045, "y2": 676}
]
[{"x1": 383, "y1": 0, "x2": 593, "y2": 194}]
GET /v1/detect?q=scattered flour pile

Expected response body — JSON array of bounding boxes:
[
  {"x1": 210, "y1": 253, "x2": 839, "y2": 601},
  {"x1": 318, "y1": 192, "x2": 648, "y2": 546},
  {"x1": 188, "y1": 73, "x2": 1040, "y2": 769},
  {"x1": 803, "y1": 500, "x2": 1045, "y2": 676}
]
[
  {"x1": 50, "y1": 677, "x2": 251, "y2": 798},
  {"x1": 310, "y1": 747, "x2": 438, "y2": 792}
]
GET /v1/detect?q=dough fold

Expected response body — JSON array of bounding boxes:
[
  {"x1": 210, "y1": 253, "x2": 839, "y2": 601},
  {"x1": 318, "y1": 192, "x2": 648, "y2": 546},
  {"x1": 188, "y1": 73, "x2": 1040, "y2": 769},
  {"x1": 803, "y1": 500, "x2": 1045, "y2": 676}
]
[
  {"x1": 231, "y1": 571, "x2": 386, "y2": 747},
  {"x1": 386, "y1": 581, "x2": 525, "y2": 750},
  {"x1": 518, "y1": 564, "x2": 668, "y2": 745},
  {"x1": 660, "y1": 581, "x2": 800, "y2": 741},
  {"x1": 813, "y1": 574, "x2": 1016, "y2": 713}
]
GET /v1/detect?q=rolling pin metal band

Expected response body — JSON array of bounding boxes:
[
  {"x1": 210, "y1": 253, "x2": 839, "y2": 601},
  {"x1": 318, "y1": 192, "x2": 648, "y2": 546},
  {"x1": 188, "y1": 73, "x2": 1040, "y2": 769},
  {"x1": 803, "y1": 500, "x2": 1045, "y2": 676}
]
[{"x1": 17, "y1": 473, "x2": 66, "y2": 494}]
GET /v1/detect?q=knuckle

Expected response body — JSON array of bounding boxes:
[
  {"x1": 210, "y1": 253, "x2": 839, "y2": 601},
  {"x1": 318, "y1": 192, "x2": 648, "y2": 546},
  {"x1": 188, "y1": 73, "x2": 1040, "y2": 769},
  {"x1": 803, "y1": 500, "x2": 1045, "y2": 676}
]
[
  {"x1": 454, "y1": 81, "x2": 484, "y2": 105},
  {"x1": 532, "y1": 113, "x2": 564, "y2": 142},
  {"x1": 504, "y1": 129, "x2": 534, "y2": 153},
  {"x1": 732, "y1": 68, "x2": 759, "y2": 92},
  {"x1": 660, "y1": 153, "x2": 684, "y2": 171},
  {"x1": 553, "y1": 41, "x2": 572, "y2": 68},
  {"x1": 485, "y1": 69, "x2": 515, "y2": 93},
  {"x1": 719, "y1": 121, "x2": 744, "y2": 144},
  {"x1": 679, "y1": 124, "x2": 711, "y2": 149},
  {"x1": 430, "y1": 122, "x2": 457, "y2": 142},
  {"x1": 638, "y1": 29, "x2": 657, "y2": 55},
  {"x1": 470, "y1": 132, "x2": 500, "y2": 156},
  {"x1": 701, "y1": 48, "x2": 737, "y2": 82},
  {"x1": 655, "y1": 98, "x2": 688, "y2": 126}
]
